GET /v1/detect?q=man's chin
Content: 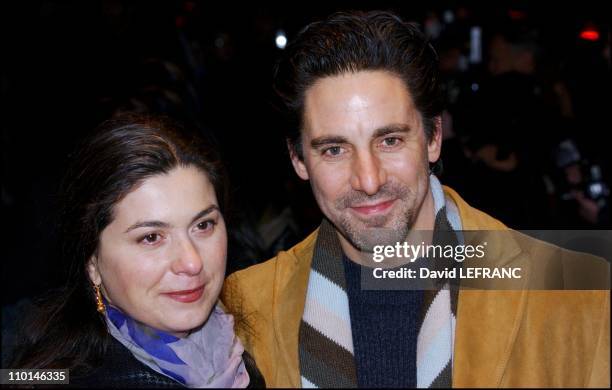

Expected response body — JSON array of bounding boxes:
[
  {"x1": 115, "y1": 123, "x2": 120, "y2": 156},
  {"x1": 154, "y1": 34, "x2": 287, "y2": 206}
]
[
  {"x1": 347, "y1": 226, "x2": 408, "y2": 251},
  {"x1": 351, "y1": 214, "x2": 392, "y2": 228}
]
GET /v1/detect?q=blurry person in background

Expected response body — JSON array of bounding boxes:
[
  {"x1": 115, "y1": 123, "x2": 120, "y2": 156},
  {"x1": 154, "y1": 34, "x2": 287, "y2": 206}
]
[
  {"x1": 551, "y1": 139, "x2": 611, "y2": 227},
  {"x1": 556, "y1": 23, "x2": 612, "y2": 226},
  {"x1": 8, "y1": 115, "x2": 264, "y2": 388},
  {"x1": 484, "y1": 21, "x2": 611, "y2": 229},
  {"x1": 462, "y1": 25, "x2": 571, "y2": 228},
  {"x1": 450, "y1": 18, "x2": 611, "y2": 229}
]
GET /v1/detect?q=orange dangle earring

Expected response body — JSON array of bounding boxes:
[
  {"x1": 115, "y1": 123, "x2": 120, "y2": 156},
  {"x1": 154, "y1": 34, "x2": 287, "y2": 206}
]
[{"x1": 94, "y1": 284, "x2": 106, "y2": 313}]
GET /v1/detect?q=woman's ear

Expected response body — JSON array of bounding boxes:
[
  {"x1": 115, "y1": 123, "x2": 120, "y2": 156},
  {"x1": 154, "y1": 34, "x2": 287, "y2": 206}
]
[{"x1": 87, "y1": 255, "x2": 101, "y2": 286}]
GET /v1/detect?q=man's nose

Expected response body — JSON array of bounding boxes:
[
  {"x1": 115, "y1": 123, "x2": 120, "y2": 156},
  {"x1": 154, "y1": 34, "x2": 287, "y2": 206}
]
[
  {"x1": 171, "y1": 237, "x2": 203, "y2": 275},
  {"x1": 350, "y1": 150, "x2": 387, "y2": 195}
]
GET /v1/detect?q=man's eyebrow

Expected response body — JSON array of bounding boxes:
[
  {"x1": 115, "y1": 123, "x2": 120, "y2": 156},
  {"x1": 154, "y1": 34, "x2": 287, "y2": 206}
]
[
  {"x1": 372, "y1": 124, "x2": 412, "y2": 138},
  {"x1": 310, "y1": 136, "x2": 349, "y2": 149},
  {"x1": 124, "y1": 205, "x2": 219, "y2": 233}
]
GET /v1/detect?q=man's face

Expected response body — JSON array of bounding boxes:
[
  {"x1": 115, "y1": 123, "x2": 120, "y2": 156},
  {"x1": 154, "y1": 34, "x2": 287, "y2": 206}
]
[{"x1": 291, "y1": 70, "x2": 441, "y2": 258}]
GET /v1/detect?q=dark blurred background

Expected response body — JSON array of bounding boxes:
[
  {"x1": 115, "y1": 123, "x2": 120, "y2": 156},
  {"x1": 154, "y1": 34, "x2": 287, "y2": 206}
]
[{"x1": 2, "y1": 0, "x2": 611, "y2": 306}]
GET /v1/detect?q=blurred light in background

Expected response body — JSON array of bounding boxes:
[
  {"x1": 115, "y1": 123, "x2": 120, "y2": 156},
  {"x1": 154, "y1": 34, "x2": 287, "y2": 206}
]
[
  {"x1": 469, "y1": 26, "x2": 482, "y2": 64},
  {"x1": 580, "y1": 28, "x2": 600, "y2": 41},
  {"x1": 275, "y1": 30, "x2": 287, "y2": 49},
  {"x1": 215, "y1": 35, "x2": 225, "y2": 48},
  {"x1": 443, "y1": 9, "x2": 454, "y2": 24},
  {"x1": 508, "y1": 9, "x2": 527, "y2": 20}
]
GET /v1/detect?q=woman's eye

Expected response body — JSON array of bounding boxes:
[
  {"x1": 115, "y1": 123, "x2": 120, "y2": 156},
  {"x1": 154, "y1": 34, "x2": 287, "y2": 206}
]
[
  {"x1": 140, "y1": 233, "x2": 161, "y2": 245},
  {"x1": 196, "y1": 220, "x2": 215, "y2": 232}
]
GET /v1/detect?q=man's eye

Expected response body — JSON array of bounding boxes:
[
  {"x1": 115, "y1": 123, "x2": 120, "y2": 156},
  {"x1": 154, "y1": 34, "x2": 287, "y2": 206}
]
[
  {"x1": 323, "y1": 146, "x2": 344, "y2": 157},
  {"x1": 382, "y1": 137, "x2": 401, "y2": 147}
]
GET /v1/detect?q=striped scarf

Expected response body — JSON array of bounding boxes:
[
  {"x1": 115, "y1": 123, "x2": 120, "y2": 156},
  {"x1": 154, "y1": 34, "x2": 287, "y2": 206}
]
[{"x1": 299, "y1": 175, "x2": 461, "y2": 388}]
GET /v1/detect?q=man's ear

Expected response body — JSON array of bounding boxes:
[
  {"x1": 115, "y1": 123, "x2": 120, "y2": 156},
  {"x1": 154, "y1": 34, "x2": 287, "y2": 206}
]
[
  {"x1": 427, "y1": 116, "x2": 442, "y2": 163},
  {"x1": 87, "y1": 255, "x2": 101, "y2": 286},
  {"x1": 288, "y1": 140, "x2": 310, "y2": 181}
]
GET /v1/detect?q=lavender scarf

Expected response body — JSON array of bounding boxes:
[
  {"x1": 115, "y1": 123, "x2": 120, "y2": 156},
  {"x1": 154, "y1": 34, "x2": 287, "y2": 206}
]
[{"x1": 104, "y1": 303, "x2": 249, "y2": 388}]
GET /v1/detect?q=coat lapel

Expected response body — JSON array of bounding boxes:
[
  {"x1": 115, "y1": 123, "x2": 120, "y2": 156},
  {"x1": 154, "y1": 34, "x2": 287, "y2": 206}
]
[
  {"x1": 272, "y1": 229, "x2": 318, "y2": 387},
  {"x1": 446, "y1": 186, "x2": 530, "y2": 387}
]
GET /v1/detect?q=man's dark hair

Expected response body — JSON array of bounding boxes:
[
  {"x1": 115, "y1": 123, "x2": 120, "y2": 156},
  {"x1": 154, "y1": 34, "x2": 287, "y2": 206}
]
[{"x1": 273, "y1": 10, "x2": 443, "y2": 160}]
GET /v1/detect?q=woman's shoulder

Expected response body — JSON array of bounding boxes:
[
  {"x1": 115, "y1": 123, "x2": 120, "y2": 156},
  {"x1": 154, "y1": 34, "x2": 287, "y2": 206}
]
[{"x1": 69, "y1": 337, "x2": 182, "y2": 388}]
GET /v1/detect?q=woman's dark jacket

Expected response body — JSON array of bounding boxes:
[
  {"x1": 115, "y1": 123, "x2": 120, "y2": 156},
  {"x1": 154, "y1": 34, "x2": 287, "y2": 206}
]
[{"x1": 69, "y1": 336, "x2": 265, "y2": 388}]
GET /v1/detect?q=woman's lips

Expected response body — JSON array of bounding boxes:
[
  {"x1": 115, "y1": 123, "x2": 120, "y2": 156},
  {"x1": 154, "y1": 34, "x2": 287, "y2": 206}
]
[
  {"x1": 162, "y1": 285, "x2": 205, "y2": 303},
  {"x1": 350, "y1": 199, "x2": 396, "y2": 215}
]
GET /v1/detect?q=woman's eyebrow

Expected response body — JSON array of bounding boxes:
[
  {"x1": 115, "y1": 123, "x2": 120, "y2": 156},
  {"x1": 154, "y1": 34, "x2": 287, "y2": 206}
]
[
  {"x1": 124, "y1": 220, "x2": 170, "y2": 234},
  {"x1": 189, "y1": 205, "x2": 219, "y2": 225},
  {"x1": 124, "y1": 205, "x2": 219, "y2": 233}
]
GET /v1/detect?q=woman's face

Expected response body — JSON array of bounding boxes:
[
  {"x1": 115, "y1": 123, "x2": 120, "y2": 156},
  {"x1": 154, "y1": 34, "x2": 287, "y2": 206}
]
[{"x1": 87, "y1": 166, "x2": 227, "y2": 337}]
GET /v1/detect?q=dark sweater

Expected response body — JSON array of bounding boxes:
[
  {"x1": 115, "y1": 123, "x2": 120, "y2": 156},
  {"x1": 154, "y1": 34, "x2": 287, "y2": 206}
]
[{"x1": 342, "y1": 255, "x2": 423, "y2": 388}]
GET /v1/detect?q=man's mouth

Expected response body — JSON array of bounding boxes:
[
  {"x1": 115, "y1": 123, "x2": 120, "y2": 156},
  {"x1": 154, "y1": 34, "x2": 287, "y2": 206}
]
[{"x1": 350, "y1": 199, "x2": 396, "y2": 215}]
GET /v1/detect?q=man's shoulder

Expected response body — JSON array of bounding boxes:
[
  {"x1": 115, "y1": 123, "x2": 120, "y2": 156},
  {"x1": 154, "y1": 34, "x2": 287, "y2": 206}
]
[
  {"x1": 515, "y1": 231, "x2": 610, "y2": 289},
  {"x1": 443, "y1": 184, "x2": 609, "y2": 288}
]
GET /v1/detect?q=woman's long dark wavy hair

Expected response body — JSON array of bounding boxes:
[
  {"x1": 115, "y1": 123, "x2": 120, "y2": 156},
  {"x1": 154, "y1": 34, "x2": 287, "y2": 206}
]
[{"x1": 10, "y1": 114, "x2": 227, "y2": 373}]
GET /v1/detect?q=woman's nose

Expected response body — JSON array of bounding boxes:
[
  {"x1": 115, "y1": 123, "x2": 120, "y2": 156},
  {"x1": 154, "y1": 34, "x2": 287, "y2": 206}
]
[{"x1": 171, "y1": 237, "x2": 203, "y2": 275}]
